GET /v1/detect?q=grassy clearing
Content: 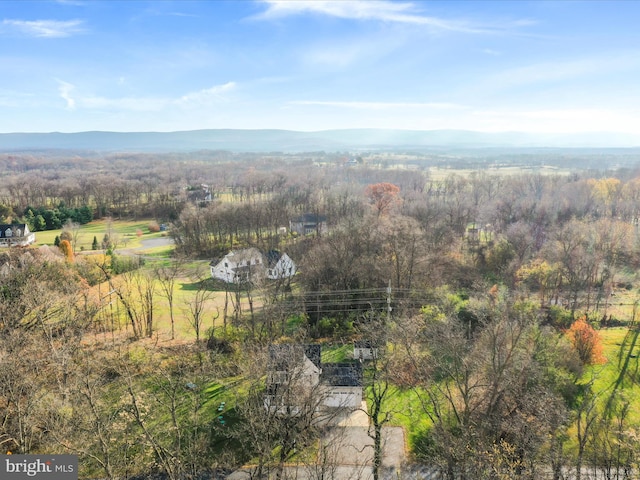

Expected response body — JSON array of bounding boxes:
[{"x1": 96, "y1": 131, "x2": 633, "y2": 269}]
[
  {"x1": 33, "y1": 218, "x2": 227, "y2": 342},
  {"x1": 34, "y1": 218, "x2": 166, "y2": 251},
  {"x1": 583, "y1": 327, "x2": 640, "y2": 423},
  {"x1": 383, "y1": 386, "x2": 431, "y2": 450}
]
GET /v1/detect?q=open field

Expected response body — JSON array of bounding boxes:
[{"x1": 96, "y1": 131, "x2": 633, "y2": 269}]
[
  {"x1": 33, "y1": 218, "x2": 234, "y2": 342},
  {"x1": 428, "y1": 164, "x2": 573, "y2": 181},
  {"x1": 33, "y1": 218, "x2": 168, "y2": 252}
]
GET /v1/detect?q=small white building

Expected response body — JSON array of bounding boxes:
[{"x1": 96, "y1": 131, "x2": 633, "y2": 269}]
[
  {"x1": 264, "y1": 345, "x2": 322, "y2": 414},
  {"x1": 354, "y1": 340, "x2": 379, "y2": 361}
]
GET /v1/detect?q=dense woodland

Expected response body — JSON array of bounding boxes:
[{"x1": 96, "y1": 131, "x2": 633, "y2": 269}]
[{"x1": 3, "y1": 150, "x2": 640, "y2": 479}]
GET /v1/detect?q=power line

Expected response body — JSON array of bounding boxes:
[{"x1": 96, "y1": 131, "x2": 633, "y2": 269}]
[{"x1": 265, "y1": 285, "x2": 433, "y2": 316}]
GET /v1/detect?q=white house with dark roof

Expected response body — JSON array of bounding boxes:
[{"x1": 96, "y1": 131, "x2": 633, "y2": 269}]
[
  {"x1": 211, "y1": 248, "x2": 296, "y2": 284},
  {"x1": 0, "y1": 224, "x2": 35, "y2": 247},
  {"x1": 289, "y1": 213, "x2": 327, "y2": 236},
  {"x1": 210, "y1": 248, "x2": 265, "y2": 284},
  {"x1": 265, "y1": 344, "x2": 363, "y2": 412}
]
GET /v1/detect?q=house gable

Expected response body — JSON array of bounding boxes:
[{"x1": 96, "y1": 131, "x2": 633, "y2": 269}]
[{"x1": 266, "y1": 250, "x2": 297, "y2": 279}]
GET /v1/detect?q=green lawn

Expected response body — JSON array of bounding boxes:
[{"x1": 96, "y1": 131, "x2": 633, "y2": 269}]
[
  {"x1": 34, "y1": 218, "x2": 167, "y2": 252},
  {"x1": 374, "y1": 326, "x2": 640, "y2": 456},
  {"x1": 321, "y1": 343, "x2": 354, "y2": 363},
  {"x1": 35, "y1": 218, "x2": 234, "y2": 343},
  {"x1": 583, "y1": 327, "x2": 640, "y2": 424}
]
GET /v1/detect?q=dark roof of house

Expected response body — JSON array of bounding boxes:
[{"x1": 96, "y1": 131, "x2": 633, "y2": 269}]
[
  {"x1": 269, "y1": 344, "x2": 322, "y2": 370},
  {"x1": 266, "y1": 249, "x2": 283, "y2": 268},
  {"x1": 0, "y1": 224, "x2": 28, "y2": 239},
  {"x1": 354, "y1": 340, "x2": 375, "y2": 349},
  {"x1": 321, "y1": 362, "x2": 363, "y2": 387},
  {"x1": 210, "y1": 248, "x2": 264, "y2": 268},
  {"x1": 291, "y1": 213, "x2": 327, "y2": 224},
  {"x1": 0, "y1": 224, "x2": 27, "y2": 230}
]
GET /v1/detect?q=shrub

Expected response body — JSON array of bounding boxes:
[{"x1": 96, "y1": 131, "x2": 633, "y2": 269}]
[
  {"x1": 110, "y1": 254, "x2": 144, "y2": 275},
  {"x1": 566, "y1": 317, "x2": 606, "y2": 365},
  {"x1": 59, "y1": 239, "x2": 74, "y2": 262}
]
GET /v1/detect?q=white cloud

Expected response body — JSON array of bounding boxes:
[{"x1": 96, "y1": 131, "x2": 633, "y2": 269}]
[
  {"x1": 177, "y1": 82, "x2": 236, "y2": 105},
  {"x1": 254, "y1": 0, "x2": 525, "y2": 34},
  {"x1": 51, "y1": 82, "x2": 237, "y2": 112},
  {"x1": 2, "y1": 19, "x2": 85, "y2": 38},
  {"x1": 57, "y1": 80, "x2": 76, "y2": 109},
  {"x1": 303, "y1": 43, "x2": 366, "y2": 68},
  {"x1": 80, "y1": 95, "x2": 169, "y2": 112}
]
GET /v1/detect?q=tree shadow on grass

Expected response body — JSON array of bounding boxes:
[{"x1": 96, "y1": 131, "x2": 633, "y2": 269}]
[
  {"x1": 604, "y1": 326, "x2": 640, "y2": 414},
  {"x1": 180, "y1": 278, "x2": 228, "y2": 292}
]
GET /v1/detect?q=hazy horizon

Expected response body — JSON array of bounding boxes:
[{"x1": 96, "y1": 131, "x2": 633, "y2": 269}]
[{"x1": 2, "y1": 1, "x2": 640, "y2": 142}]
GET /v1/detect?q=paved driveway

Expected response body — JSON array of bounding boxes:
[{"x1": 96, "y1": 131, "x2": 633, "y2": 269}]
[
  {"x1": 227, "y1": 400, "x2": 408, "y2": 479},
  {"x1": 321, "y1": 425, "x2": 405, "y2": 468}
]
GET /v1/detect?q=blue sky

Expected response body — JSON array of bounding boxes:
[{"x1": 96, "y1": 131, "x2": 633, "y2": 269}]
[{"x1": 2, "y1": 0, "x2": 640, "y2": 135}]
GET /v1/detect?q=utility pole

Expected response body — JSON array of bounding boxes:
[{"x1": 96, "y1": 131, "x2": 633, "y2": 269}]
[{"x1": 386, "y1": 280, "x2": 392, "y2": 324}]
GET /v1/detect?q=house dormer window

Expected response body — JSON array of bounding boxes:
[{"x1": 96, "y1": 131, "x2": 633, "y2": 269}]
[{"x1": 5, "y1": 228, "x2": 12, "y2": 237}]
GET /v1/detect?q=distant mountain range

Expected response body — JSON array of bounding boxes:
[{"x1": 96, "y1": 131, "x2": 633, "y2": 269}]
[{"x1": 1, "y1": 129, "x2": 639, "y2": 152}]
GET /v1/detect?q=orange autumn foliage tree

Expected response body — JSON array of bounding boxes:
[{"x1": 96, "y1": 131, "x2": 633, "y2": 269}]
[
  {"x1": 59, "y1": 239, "x2": 74, "y2": 262},
  {"x1": 365, "y1": 182, "x2": 400, "y2": 217},
  {"x1": 566, "y1": 317, "x2": 606, "y2": 365}
]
